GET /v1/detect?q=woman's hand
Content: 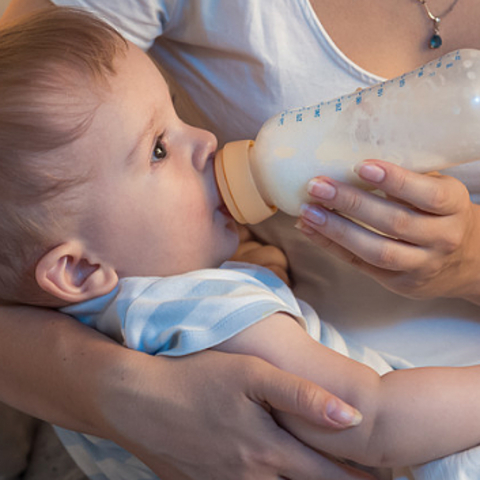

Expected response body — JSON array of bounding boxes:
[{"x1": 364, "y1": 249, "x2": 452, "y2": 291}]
[
  {"x1": 296, "y1": 160, "x2": 480, "y2": 303},
  {"x1": 111, "y1": 349, "x2": 373, "y2": 480},
  {"x1": 230, "y1": 224, "x2": 291, "y2": 285},
  {"x1": 0, "y1": 306, "x2": 372, "y2": 480}
]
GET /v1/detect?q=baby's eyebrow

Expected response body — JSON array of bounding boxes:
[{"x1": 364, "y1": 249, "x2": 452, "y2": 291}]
[{"x1": 124, "y1": 110, "x2": 157, "y2": 167}]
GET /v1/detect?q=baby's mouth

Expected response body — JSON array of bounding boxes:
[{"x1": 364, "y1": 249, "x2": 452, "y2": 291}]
[
  {"x1": 218, "y1": 202, "x2": 233, "y2": 218},
  {"x1": 211, "y1": 151, "x2": 231, "y2": 216}
]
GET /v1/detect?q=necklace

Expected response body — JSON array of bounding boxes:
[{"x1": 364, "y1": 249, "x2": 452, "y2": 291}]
[{"x1": 416, "y1": 0, "x2": 460, "y2": 49}]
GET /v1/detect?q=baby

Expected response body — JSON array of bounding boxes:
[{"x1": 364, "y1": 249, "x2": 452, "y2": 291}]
[{"x1": 2, "y1": 7, "x2": 480, "y2": 480}]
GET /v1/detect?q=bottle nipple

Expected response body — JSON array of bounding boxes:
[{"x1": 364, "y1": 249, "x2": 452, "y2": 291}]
[{"x1": 214, "y1": 140, "x2": 277, "y2": 224}]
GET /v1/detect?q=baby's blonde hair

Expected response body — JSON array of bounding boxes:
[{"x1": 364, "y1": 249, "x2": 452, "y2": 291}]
[{"x1": 0, "y1": 7, "x2": 127, "y2": 304}]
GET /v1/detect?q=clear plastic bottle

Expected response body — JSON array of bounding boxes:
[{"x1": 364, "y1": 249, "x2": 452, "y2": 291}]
[{"x1": 215, "y1": 49, "x2": 480, "y2": 224}]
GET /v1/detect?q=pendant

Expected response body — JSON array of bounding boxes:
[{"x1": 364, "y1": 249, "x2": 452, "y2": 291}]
[
  {"x1": 429, "y1": 33, "x2": 442, "y2": 49},
  {"x1": 428, "y1": 16, "x2": 442, "y2": 49}
]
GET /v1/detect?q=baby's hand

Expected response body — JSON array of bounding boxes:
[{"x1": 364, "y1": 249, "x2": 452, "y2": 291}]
[{"x1": 230, "y1": 225, "x2": 291, "y2": 285}]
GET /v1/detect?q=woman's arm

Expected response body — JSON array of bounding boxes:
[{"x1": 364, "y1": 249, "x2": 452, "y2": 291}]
[
  {"x1": 0, "y1": 305, "x2": 372, "y2": 480},
  {"x1": 0, "y1": 305, "x2": 119, "y2": 432},
  {"x1": 216, "y1": 312, "x2": 480, "y2": 467},
  {"x1": 297, "y1": 160, "x2": 480, "y2": 304}
]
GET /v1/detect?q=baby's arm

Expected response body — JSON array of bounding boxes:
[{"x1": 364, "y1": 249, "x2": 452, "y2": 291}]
[{"x1": 215, "y1": 313, "x2": 480, "y2": 468}]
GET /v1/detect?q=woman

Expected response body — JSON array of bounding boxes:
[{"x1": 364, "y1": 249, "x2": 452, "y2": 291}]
[{"x1": 1, "y1": 1, "x2": 480, "y2": 479}]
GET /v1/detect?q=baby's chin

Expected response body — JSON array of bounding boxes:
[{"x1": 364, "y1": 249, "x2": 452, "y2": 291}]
[{"x1": 214, "y1": 238, "x2": 241, "y2": 269}]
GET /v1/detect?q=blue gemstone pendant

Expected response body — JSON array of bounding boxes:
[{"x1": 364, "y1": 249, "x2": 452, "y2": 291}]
[{"x1": 429, "y1": 34, "x2": 442, "y2": 49}]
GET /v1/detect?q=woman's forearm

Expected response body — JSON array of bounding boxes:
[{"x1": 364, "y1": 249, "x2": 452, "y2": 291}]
[
  {"x1": 0, "y1": 305, "x2": 130, "y2": 435},
  {"x1": 0, "y1": 306, "x2": 367, "y2": 480}
]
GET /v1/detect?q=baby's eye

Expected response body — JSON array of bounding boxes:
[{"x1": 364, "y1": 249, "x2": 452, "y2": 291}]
[{"x1": 152, "y1": 136, "x2": 167, "y2": 163}]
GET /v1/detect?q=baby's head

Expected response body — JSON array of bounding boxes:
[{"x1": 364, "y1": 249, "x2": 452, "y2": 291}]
[{"x1": 0, "y1": 8, "x2": 238, "y2": 307}]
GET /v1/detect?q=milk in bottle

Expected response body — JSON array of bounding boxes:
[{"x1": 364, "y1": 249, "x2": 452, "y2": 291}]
[{"x1": 215, "y1": 49, "x2": 480, "y2": 224}]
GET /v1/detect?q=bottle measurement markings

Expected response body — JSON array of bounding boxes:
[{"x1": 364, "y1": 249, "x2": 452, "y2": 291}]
[{"x1": 277, "y1": 50, "x2": 465, "y2": 127}]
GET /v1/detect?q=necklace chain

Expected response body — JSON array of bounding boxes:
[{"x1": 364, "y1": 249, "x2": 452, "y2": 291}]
[{"x1": 416, "y1": 0, "x2": 460, "y2": 49}]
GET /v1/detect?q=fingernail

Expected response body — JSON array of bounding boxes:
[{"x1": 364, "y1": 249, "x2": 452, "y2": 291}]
[
  {"x1": 294, "y1": 220, "x2": 316, "y2": 235},
  {"x1": 300, "y1": 204, "x2": 326, "y2": 225},
  {"x1": 355, "y1": 162, "x2": 386, "y2": 183},
  {"x1": 326, "y1": 399, "x2": 363, "y2": 427},
  {"x1": 307, "y1": 179, "x2": 336, "y2": 200}
]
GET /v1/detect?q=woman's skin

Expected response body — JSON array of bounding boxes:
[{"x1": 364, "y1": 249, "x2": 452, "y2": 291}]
[
  {"x1": 312, "y1": 0, "x2": 480, "y2": 78},
  {"x1": 299, "y1": 161, "x2": 480, "y2": 304},
  {"x1": 2, "y1": 0, "x2": 480, "y2": 479},
  {"x1": 300, "y1": 0, "x2": 480, "y2": 305},
  {"x1": 0, "y1": 304, "x2": 367, "y2": 480}
]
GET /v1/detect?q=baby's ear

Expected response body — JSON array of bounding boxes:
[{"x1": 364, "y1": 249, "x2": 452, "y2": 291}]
[{"x1": 35, "y1": 241, "x2": 118, "y2": 304}]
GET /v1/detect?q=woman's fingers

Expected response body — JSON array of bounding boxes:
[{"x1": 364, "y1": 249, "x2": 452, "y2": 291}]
[
  {"x1": 297, "y1": 160, "x2": 480, "y2": 300},
  {"x1": 297, "y1": 205, "x2": 428, "y2": 272},
  {"x1": 277, "y1": 434, "x2": 376, "y2": 480},
  {"x1": 243, "y1": 358, "x2": 374, "y2": 480},
  {"x1": 129, "y1": 350, "x2": 372, "y2": 480},
  {"x1": 304, "y1": 172, "x2": 469, "y2": 248},
  {"x1": 355, "y1": 160, "x2": 470, "y2": 216},
  {"x1": 250, "y1": 357, "x2": 362, "y2": 429}
]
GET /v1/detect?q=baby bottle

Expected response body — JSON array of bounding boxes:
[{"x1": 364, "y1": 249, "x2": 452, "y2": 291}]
[{"x1": 215, "y1": 49, "x2": 480, "y2": 224}]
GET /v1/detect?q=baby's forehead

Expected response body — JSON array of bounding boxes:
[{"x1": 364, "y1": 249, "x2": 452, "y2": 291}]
[{"x1": 44, "y1": 44, "x2": 172, "y2": 175}]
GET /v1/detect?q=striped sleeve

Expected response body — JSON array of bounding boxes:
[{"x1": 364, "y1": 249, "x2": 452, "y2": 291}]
[{"x1": 114, "y1": 262, "x2": 306, "y2": 356}]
